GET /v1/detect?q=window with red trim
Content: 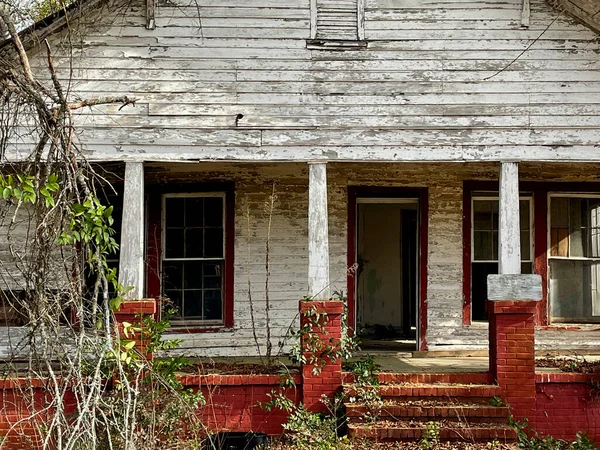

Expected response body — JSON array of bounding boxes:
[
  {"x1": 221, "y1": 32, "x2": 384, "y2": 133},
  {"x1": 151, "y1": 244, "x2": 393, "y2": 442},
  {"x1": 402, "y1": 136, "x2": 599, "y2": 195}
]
[
  {"x1": 548, "y1": 195, "x2": 600, "y2": 323},
  {"x1": 146, "y1": 184, "x2": 234, "y2": 329},
  {"x1": 162, "y1": 193, "x2": 225, "y2": 324},
  {"x1": 469, "y1": 194, "x2": 533, "y2": 321}
]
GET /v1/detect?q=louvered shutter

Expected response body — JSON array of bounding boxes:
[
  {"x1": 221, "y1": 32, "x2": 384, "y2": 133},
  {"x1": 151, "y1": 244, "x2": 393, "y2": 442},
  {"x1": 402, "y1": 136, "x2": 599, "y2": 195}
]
[{"x1": 313, "y1": 0, "x2": 360, "y2": 40}]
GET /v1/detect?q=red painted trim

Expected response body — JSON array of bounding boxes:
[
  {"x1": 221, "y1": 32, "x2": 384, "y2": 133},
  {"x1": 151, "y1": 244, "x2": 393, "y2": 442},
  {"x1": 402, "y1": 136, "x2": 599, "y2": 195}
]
[
  {"x1": 145, "y1": 182, "x2": 235, "y2": 330},
  {"x1": 419, "y1": 188, "x2": 428, "y2": 351},
  {"x1": 532, "y1": 186, "x2": 548, "y2": 325},
  {"x1": 347, "y1": 188, "x2": 358, "y2": 329},
  {"x1": 346, "y1": 186, "x2": 428, "y2": 350},
  {"x1": 462, "y1": 184, "x2": 472, "y2": 325},
  {"x1": 224, "y1": 187, "x2": 235, "y2": 328}
]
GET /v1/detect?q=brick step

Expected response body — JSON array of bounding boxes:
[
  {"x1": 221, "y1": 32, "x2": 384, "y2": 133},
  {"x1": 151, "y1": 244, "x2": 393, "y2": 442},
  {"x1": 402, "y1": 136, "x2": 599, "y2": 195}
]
[
  {"x1": 345, "y1": 383, "x2": 502, "y2": 402},
  {"x1": 342, "y1": 372, "x2": 491, "y2": 385},
  {"x1": 348, "y1": 421, "x2": 517, "y2": 443},
  {"x1": 345, "y1": 402, "x2": 510, "y2": 423}
]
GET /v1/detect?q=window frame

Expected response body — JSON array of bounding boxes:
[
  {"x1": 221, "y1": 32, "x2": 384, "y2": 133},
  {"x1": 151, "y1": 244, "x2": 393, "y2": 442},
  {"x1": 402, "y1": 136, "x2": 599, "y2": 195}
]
[
  {"x1": 146, "y1": 183, "x2": 235, "y2": 331},
  {"x1": 471, "y1": 195, "x2": 534, "y2": 265},
  {"x1": 547, "y1": 192, "x2": 600, "y2": 323},
  {"x1": 161, "y1": 192, "x2": 226, "y2": 326},
  {"x1": 307, "y1": 0, "x2": 367, "y2": 48},
  {"x1": 468, "y1": 194, "x2": 534, "y2": 322}
]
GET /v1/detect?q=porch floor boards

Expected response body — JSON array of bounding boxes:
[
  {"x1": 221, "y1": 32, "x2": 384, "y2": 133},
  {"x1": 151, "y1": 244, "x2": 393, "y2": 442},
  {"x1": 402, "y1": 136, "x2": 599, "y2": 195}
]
[{"x1": 351, "y1": 351, "x2": 490, "y2": 374}]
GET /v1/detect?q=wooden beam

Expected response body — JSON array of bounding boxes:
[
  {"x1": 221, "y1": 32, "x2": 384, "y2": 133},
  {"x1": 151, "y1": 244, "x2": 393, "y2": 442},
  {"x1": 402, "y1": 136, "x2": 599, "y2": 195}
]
[
  {"x1": 42, "y1": 144, "x2": 600, "y2": 164},
  {"x1": 521, "y1": 0, "x2": 531, "y2": 27},
  {"x1": 357, "y1": 0, "x2": 365, "y2": 40},
  {"x1": 309, "y1": 0, "x2": 317, "y2": 39},
  {"x1": 146, "y1": 0, "x2": 156, "y2": 30},
  {"x1": 118, "y1": 162, "x2": 145, "y2": 299},
  {"x1": 498, "y1": 162, "x2": 521, "y2": 275},
  {"x1": 308, "y1": 162, "x2": 330, "y2": 300}
]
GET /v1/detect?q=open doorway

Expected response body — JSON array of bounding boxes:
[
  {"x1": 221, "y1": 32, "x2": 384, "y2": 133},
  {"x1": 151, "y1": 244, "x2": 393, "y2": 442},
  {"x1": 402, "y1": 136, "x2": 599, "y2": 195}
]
[{"x1": 355, "y1": 198, "x2": 420, "y2": 350}]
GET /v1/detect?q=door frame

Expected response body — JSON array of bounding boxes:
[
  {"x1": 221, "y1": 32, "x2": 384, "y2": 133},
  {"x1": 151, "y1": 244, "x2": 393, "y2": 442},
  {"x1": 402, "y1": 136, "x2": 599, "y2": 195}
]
[{"x1": 347, "y1": 186, "x2": 429, "y2": 351}]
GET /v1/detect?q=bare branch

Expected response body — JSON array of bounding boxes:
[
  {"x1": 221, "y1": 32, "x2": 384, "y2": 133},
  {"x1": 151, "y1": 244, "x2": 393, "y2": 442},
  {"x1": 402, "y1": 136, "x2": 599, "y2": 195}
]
[
  {"x1": 44, "y1": 40, "x2": 66, "y2": 106},
  {"x1": 68, "y1": 96, "x2": 137, "y2": 111},
  {"x1": 0, "y1": 7, "x2": 34, "y2": 84}
]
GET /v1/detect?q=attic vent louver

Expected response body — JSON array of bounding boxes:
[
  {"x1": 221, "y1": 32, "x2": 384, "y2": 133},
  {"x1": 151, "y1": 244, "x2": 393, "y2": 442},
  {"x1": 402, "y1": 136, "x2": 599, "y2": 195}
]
[{"x1": 310, "y1": 0, "x2": 365, "y2": 41}]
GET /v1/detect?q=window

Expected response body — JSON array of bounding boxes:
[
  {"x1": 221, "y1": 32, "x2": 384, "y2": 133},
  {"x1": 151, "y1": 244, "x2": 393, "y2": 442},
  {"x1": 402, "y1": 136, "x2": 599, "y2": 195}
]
[
  {"x1": 309, "y1": 0, "x2": 365, "y2": 45},
  {"x1": 549, "y1": 195, "x2": 600, "y2": 323},
  {"x1": 471, "y1": 196, "x2": 533, "y2": 320},
  {"x1": 161, "y1": 193, "x2": 225, "y2": 324}
]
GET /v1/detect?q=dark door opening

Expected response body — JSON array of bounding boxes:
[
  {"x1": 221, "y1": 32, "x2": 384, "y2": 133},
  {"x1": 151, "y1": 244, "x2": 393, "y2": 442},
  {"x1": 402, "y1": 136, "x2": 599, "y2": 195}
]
[{"x1": 356, "y1": 199, "x2": 419, "y2": 350}]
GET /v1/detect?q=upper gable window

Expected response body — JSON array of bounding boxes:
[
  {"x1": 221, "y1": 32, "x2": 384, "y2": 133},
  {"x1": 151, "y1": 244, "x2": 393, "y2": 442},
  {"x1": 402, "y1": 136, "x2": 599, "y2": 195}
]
[{"x1": 310, "y1": 0, "x2": 365, "y2": 45}]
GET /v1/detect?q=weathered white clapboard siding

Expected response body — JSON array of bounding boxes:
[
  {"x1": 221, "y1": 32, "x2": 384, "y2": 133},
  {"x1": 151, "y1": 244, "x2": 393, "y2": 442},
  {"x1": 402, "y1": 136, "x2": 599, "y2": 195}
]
[
  {"x1": 16, "y1": 0, "x2": 597, "y2": 165},
  {"x1": 3, "y1": 0, "x2": 600, "y2": 355}
]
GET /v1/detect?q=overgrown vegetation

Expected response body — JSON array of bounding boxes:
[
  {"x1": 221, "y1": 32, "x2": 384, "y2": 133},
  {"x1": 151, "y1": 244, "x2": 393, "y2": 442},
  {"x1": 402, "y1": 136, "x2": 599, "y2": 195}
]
[
  {"x1": 345, "y1": 355, "x2": 382, "y2": 422},
  {"x1": 536, "y1": 356, "x2": 600, "y2": 374},
  {"x1": 288, "y1": 291, "x2": 360, "y2": 375},
  {"x1": 0, "y1": 3, "x2": 209, "y2": 448},
  {"x1": 509, "y1": 417, "x2": 596, "y2": 450}
]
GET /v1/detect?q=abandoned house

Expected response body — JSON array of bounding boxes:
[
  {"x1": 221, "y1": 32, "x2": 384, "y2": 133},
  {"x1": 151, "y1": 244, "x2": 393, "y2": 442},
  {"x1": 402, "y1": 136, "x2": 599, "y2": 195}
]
[{"x1": 1, "y1": 0, "x2": 600, "y2": 358}]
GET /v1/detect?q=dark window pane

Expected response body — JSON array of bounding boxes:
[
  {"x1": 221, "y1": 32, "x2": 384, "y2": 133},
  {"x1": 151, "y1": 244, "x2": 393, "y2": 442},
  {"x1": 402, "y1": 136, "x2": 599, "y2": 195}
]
[
  {"x1": 204, "y1": 263, "x2": 221, "y2": 277},
  {"x1": 184, "y1": 261, "x2": 203, "y2": 289},
  {"x1": 473, "y1": 231, "x2": 493, "y2": 261},
  {"x1": 165, "y1": 229, "x2": 184, "y2": 258},
  {"x1": 185, "y1": 198, "x2": 204, "y2": 228},
  {"x1": 163, "y1": 262, "x2": 183, "y2": 291},
  {"x1": 473, "y1": 201, "x2": 492, "y2": 231},
  {"x1": 185, "y1": 229, "x2": 203, "y2": 258},
  {"x1": 204, "y1": 270, "x2": 222, "y2": 289},
  {"x1": 520, "y1": 231, "x2": 531, "y2": 261},
  {"x1": 203, "y1": 290, "x2": 222, "y2": 320},
  {"x1": 165, "y1": 290, "x2": 183, "y2": 318},
  {"x1": 204, "y1": 197, "x2": 224, "y2": 227},
  {"x1": 472, "y1": 262, "x2": 498, "y2": 321},
  {"x1": 204, "y1": 228, "x2": 224, "y2": 258},
  {"x1": 491, "y1": 202, "x2": 499, "y2": 231},
  {"x1": 522, "y1": 262, "x2": 533, "y2": 274},
  {"x1": 165, "y1": 198, "x2": 184, "y2": 228},
  {"x1": 519, "y1": 200, "x2": 530, "y2": 231},
  {"x1": 184, "y1": 290, "x2": 203, "y2": 319}
]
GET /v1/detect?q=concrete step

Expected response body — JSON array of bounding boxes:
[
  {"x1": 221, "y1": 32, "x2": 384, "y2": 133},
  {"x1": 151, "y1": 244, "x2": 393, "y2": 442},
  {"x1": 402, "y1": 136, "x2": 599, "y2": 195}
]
[{"x1": 348, "y1": 421, "x2": 517, "y2": 442}]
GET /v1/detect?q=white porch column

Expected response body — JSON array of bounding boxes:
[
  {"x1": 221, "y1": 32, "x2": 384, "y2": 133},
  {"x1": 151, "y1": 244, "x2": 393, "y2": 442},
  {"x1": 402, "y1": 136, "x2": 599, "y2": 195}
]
[
  {"x1": 308, "y1": 162, "x2": 330, "y2": 300},
  {"x1": 118, "y1": 162, "x2": 145, "y2": 299},
  {"x1": 498, "y1": 162, "x2": 521, "y2": 275}
]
